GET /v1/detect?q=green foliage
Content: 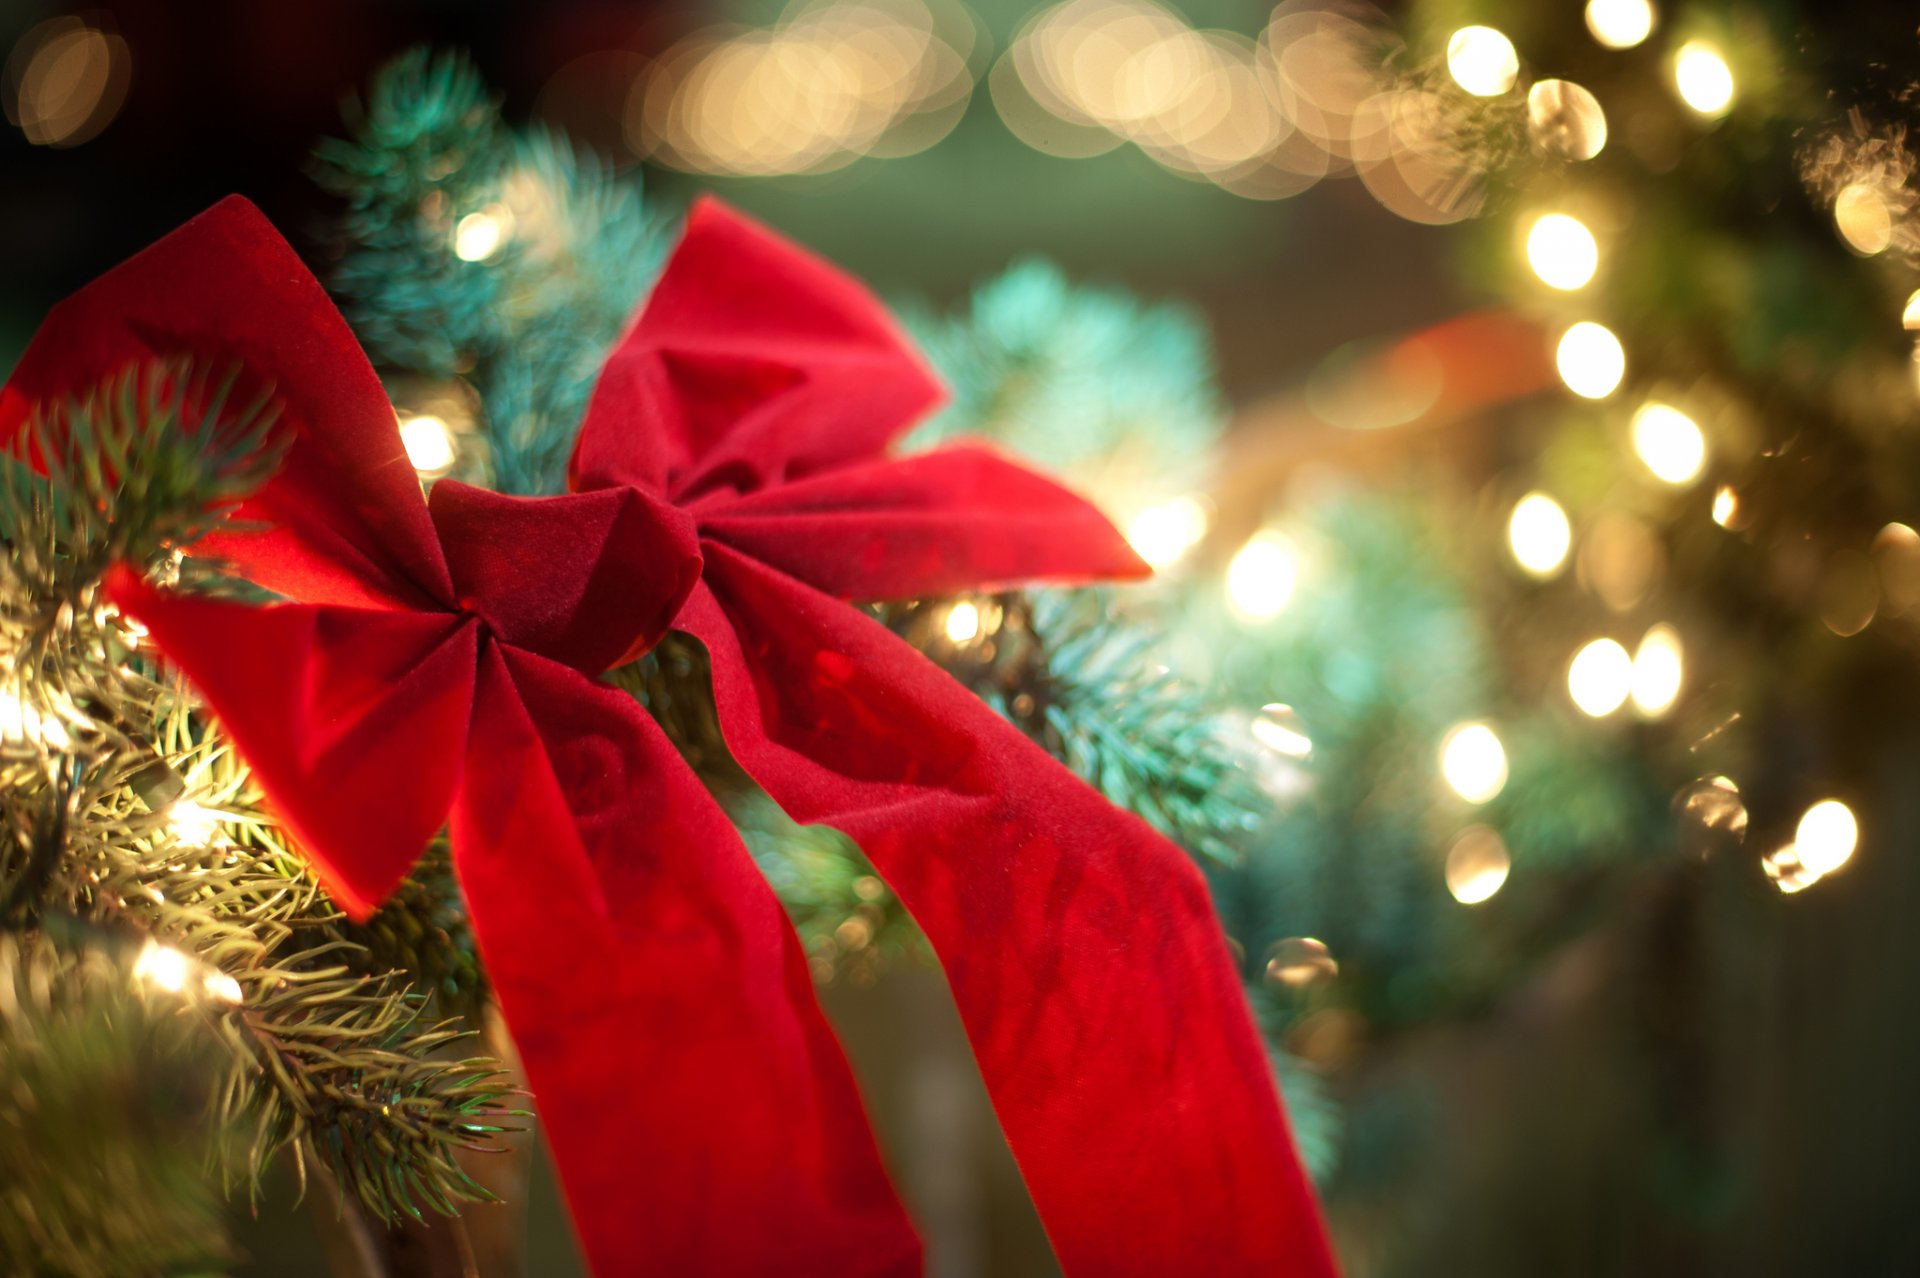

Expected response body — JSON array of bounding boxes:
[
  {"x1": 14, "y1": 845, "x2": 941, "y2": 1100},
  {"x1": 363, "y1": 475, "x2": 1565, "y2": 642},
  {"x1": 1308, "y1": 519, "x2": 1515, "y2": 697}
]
[
  {"x1": 902, "y1": 258, "x2": 1226, "y2": 499},
  {"x1": 0, "y1": 361, "x2": 519, "y2": 1270},
  {"x1": 314, "y1": 49, "x2": 673, "y2": 495}
]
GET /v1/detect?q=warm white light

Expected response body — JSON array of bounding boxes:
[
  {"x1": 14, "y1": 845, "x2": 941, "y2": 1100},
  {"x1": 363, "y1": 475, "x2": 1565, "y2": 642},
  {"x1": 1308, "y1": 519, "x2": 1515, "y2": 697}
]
[
  {"x1": 166, "y1": 799, "x2": 222, "y2": 849},
  {"x1": 944, "y1": 600, "x2": 981, "y2": 643},
  {"x1": 1834, "y1": 184, "x2": 1893, "y2": 256},
  {"x1": 203, "y1": 971, "x2": 244, "y2": 1005},
  {"x1": 1903, "y1": 289, "x2": 1920, "y2": 330},
  {"x1": 1794, "y1": 799, "x2": 1858, "y2": 876},
  {"x1": 1568, "y1": 637, "x2": 1633, "y2": 716},
  {"x1": 1585, "y1": 0, "x2": 1655, "y2": 49},
  {"x1": 1673, "y1": 41, "x2": 1734, "y2": 117},
  {"x1": 453, "y1": 206, "x2": 512, "y2": 262},
  {"x1": 1251, "y1": 703, "x2": 1312, "y2": 758},
  {"x1": 1712, "y1": 485, "x2": 1738, "y2": 527},
  {"x1": 1446, "y1": 26, "x2": 1519, "y2": 97},
  {"x1": 1508, "y1": 492, "x2": 1573, "y2": 578},
  {"x1": 1226, "y1": 531, "x2": 1299, "y2": 623},
  {"x1": 1526, "y1": 213, "x2": 1599, "y2": 290},
  {"x1": 132, "y1": 940, "x2": 191, "y2": 995},
  {"x1": 1632, "y1": 402, "x2": 1707, "y2": 485},
  {"x1": 1630, "y1": 623, "x2": 1684, "y2": 716},
  {"x1": 1440, "y1": 722, "x2": 1508, "y2": 804},
  {"x1": 1125, "y1": 496, "x2": 1209, "y2": 571},
  {"x1": 0, "y1": 690, "x2": 71, "y2": 749},
  {"x1": 1556, "y1": 322, "x2": 1625, "y2": 399},
  {"x1": 399, "y1": 414, "x2": 456, "y2": 476},
  {"x1": 1445, "y1": 826, "x2": 1512, "y2": 904},
  {"x1": 1526, "y1": 80, "x2": 1608, "y2": 161}
]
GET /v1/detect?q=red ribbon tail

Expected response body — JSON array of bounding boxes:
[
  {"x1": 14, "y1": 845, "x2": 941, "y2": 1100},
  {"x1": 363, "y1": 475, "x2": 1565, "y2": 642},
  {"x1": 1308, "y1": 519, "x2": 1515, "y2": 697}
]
[
  {"x1": 454, "y1": 642, "x2": 921, "y2": 1276},
  {"x1": 684, "y1": 550, "x2": 1340, "y2": 1277}
]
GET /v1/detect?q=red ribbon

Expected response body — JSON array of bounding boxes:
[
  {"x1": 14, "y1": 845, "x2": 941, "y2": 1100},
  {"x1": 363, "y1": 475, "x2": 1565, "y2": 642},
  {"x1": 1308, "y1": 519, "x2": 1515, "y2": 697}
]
[{"x1": 7, "y1": 195, "x2": 1336, "y2": 1275}]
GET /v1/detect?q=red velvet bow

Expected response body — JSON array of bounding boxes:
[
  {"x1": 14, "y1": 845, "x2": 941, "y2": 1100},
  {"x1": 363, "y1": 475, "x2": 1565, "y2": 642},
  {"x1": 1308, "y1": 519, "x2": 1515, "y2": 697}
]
[{"x1": 6, "y1": 195, "x2": 1335, "y2": 1275}]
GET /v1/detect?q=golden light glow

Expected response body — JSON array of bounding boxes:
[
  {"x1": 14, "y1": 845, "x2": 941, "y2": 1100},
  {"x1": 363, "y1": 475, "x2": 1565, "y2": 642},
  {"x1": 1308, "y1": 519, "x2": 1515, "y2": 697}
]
[
  {"x1": 453, "y1": 205, "x2": 513, "y2": 262},
  {"x1": 1125, "y1": 495, "x2": 1209, "y2": 570},
  {"x1": 1580, "y1": 512, "x2": 1663, "y2": 612},
  {"x1": 3, "y1": 17, "x2": 132, "y2": 148},
  {"x1": 132, "y1": 940, "x2": 191, "y2": 995},
  {"x1": 1834, "y1": 183, "x2": 1893, "y2": 256},
  {"x1": 1567, "y1": 637, "x2": 1633, "y2": 716},
  {"x1": 628, "y1": 0, "x2": 977, "y2": 178},
  {"x1": 1795, "y1": 799, "x2": 1858, "y2": 876},
  {"x1": 1711, "y1": 485, "x2": 1739, "y2": 527},
  {"x1": 1904, "y1": 290, "x2": 1920, "y2": 330},
  {"x1": 1526, "y1": 213, "x2": 1599, "y2": 290},
  {"x1": 1556, "y1": 322, "x2": 1626, "y2": 399},
  {"x1": 1508, "y1": 492, "x2": 1573, "y2": 578},
  {"x1": 1445, "y1": 26, "x2": 1519, "y2": 98},
  {"x1": 1630, "y1": 623, "x2": 1684, "y2": 716},
  {"x1": 1673, "y1": 41, "x2": 1734, "y2": 117},
  {"x1": 1675, "y1": 775, "x2": 1747, "y2": 858},
  {"x1": 1264, "y1": 936, "x2": 1338, "y2": 988},
  {"x1": 1526, "y1": 80, "x2": 1607, "y2": 161},
  {"x1": 203, "y1": 970, "x2": 244, "y2": 1005},
  {"x1": 165, "y1": 800, "x2": 222, "y2": 850},
  {"x1": 1585, "y1": 0, "x2": 1655, "y2": 49},
  {"x1": 1225, "y1": 530, "x2": 1299, "y2": 623},
  {"x1": 1631, "y1": 402, "x2": 1707, "y2": 485},
  {"x1": 1762, "y1": 845, "x2": 1821, "y2": 894},
  {"x1": 1445, "y1": 825, "x2": 1511, "y2": 904},
  {"x1": 399, "y1": 414, "x2": 456, "y2": 476},
  {"x1": 1251, "y1": 703, "x2": 1312, "y2": 758},
  {"x1": 1439, "y1": 722, "x2": 1507, "y2": 805},
  {"x1": 944, "y1": 600, "x2": 981, "y2": 643},
  {"x1": 1873, "y1": 521, "x2": 1920, "y2": 614},
  {"x1": 0, "y1": 690, "x2": 71, "y2": 750}
]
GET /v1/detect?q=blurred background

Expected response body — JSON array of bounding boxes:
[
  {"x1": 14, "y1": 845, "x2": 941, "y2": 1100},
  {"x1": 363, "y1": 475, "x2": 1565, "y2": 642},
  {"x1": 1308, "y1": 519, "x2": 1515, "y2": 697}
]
[{"x1": 7, "y1": 0, "x2": 1920, "y2": 1274}]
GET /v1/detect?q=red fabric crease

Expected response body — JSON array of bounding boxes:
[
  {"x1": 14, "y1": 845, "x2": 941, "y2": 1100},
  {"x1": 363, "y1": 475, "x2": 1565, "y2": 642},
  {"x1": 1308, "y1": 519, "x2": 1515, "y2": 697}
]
[{"x1": 16, "y1": 192, "x2": 1338, "y2": 1275}]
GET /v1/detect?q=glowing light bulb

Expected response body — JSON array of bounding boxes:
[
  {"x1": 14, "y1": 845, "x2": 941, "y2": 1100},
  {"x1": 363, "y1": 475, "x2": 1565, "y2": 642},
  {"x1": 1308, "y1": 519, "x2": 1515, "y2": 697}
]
[
  {"x1": 1508, "y1": 492, "x2": 1572, "y2": 578},
  {"x1": 1440, "y1": 722, "x2": 1507, "y2": 804},
  {"x1": 1251, "y1": 704, "x2": 1312, "y2": 758},
  {"x1": 0, "y1": 690, "x2": 71, "y2": 749},
  {"x1": 1446, "y1": 26, "x2": 1519, "y2": 97},
  {"x1": 399, "y1": 414, "x2": 456, "y2": 476},
  {"x1": 1904, "y1": 289, "x2": 1920, "y2": 330},
  {"x1": 1445, "y1": 826, "x2": 1511, "y2": 904},
  {"x1": 1834, "y1": 184, "x2": 1893, "y2": 256},
  {"x1": 453, "y1": 205, "x2": 513, "y2": 262},
  {"x1": 1526, "y1": 213, "x2": 1599, "y2": 290},
  {"x1": 165, "y1": 799, "x2": 222, "y2": 849},
  {"x1": 1711, "y1": 485, "x2": 1738, "y2": 528},
  {"x1": 944, "y1": 600, "x2": 981, "y2": 643},
  {"x1": 1794, "y1": 799, "x2": 1857, "y2": 876},
  {"x1": 1556, "y1": 322, "x2": 1626, "y2": 399},
  {"x1": 203, "y1": 971, "x2": 244, "y2": 1005},
  {"x1": 1125, "y1": 496, "x2": 1209, "y2": 570},
  {"x1": 1226, "y1": 531, "x2": 1299, "y2": 623},
  {"x1": 1264, "y1": 937, "x2": 1338, "y2": 988},
  {"x1": 133, "y1": 940, "x2": 191, "y2": 994},
  {"x1": 1526, "y1": 80, "x2": 1608, "y2": 161},
  {"x1": 1673, "y1": 41, "x2": 1734, "y2": 117},
  {"x1": 1630, "y1": 623, "x2": 1683, "y2": 716},
  {"x1": 1585, "y1": 0, "x2": 1655, "y2": 49},
  {"x1": 1567, "y1": 637, "x2": 1633, "y2": 716},
  {"x1": 1631, "y1": 403, "x2": 1707, "y2": 485}
]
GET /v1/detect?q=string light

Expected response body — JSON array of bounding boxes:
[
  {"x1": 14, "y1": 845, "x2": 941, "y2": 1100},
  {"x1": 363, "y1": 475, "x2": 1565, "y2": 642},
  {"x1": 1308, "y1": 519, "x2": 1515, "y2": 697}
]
[
  {"x1": 132, "y1": 939, "x2": 243, "y2": 1004},
  {"x1": 1526, "y1": 80, "x2": 1608, "y2": 161},
  {"x1": 0, "y1": 690, "x2": 71, "y2": 749},
  {"x1": 1833, "y1": 183, "x2": 1893, "y2": 256},
  {"x1": 165, "y1": 799, "x2": 223, "y2": 849},
  {"x1": 453, "y1": 205, "x2": 513, "y2": 262},
  {"x1": 1125, "y1": 495, "x2": 1209, "y2": 570},
  {"x1": 1225, "y1": 530, "x2": 1299, "y2": 622},
  {"x1": 1761, "y1": 845, "x2": 1821, "y2": 894},
  {"x1": 1508, "y1": 492, "x2": 1572, "y2": 578},
  {"x1": 1584, "y1": 0, "x2": 1655, "y2": 49},
  {"x1": 1673, "y1": 41, "x2": 1734, "y2": 117},
  {"x1": 1526, "y1": 213, "x2": 1599, "y2": 290},
  {"x1": 1794, "y1": 799, "x2": 1857, "y2": 876},
  {"x1": 1630, "y1": 623, "x2": 1683, "y2": 716},
  {"x1": 1439, "y1": 722, "x2": 1507, "y2": 804},
  {"x1": 1567, "y1": 638, "x2": 1633, "y2": 716},
  {"x1": 1445, "y1": 826, "x2": 1511, "y2": 904},
  {"x1": 1711, "y1": 485, "x2": 1739, "y2": 527},
  {"x1": 1556, "y1": 322, "x2": 1626, "y2": 399},
  {"x1": 1903, "y1": 289, "x2": 1920, "y2": 330},
  {"x1": 398, "y1": 413, "x2": 456, "y2": 477},
  {"x1": 1445, "y1": 26, "x2": 1519, "y2": 98},
  {"x1": 943, "y1": 600, "x2": 981, "y2": 643},
  {"x1": 1264, "y1": 936, "x2": 1338, "y2": 988},
  {"x1": 1251, "y1": 703, "x2": 1312, "y2": 757},
  {"x1": 1631, "y1": 402, "x2": 1707, "y2": 485}
]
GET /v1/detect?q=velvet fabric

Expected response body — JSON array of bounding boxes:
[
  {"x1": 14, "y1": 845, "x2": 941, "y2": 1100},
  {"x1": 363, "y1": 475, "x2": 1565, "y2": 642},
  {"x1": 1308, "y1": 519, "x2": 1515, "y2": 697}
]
[{"x1": 6, "y1": 194, "x2": 1337, "y2": 1275}]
